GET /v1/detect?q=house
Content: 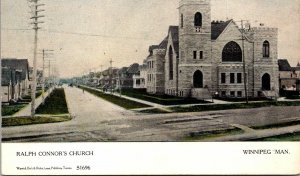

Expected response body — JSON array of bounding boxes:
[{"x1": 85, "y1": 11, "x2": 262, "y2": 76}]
[
  {"x1": 1, "y1": 58, "x2": 30, "y2": 102},
  {"x1": 133, "y1": 62, "x2": 148, "y2": 89},
  {"x1": 144, "y1": 0, "x2": 279, "y2": 99},
  {"x1": 278, "y1": 59, "x2": 300, "y2": 91},
  {"x1": 99, "y1": 68, "x2": 119, "y2": 90},
  {"x1": 116, "y1": 63, "x2": 140, "y2": 89}
]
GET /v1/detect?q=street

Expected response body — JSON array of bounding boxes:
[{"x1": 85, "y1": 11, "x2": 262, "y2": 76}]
[{"x1": 2, "y1": 86, "x2": 300, "y2": 142}]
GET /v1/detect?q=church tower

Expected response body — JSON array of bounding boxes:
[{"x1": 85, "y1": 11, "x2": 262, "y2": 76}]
[{"x1": 178, "y1": 0, "x2": 212, "y2": 98}]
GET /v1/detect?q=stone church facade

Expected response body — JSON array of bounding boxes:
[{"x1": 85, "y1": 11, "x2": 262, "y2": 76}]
[{"x1": 145, "y1": 0, "x2": 279, "y2": 99}]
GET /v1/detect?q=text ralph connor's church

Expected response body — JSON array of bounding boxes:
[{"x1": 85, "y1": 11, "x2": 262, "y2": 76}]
[{"x1": 145, "y1": 0, "x2": 279, "y2": 99}]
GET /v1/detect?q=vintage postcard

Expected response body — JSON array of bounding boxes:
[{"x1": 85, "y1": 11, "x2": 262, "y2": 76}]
[{"x1": 1, "y1": 0, "x2": 300, "y2": 175}]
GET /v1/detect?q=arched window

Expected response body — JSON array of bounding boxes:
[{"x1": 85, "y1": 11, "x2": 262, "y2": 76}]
[
  {"x1": 222, "y1": 41, "x2": 243, "y2": 62},
  {"x1": 262, "y1": 73, "x2": 271, "y2": 90},
  {"x1": 181, "y1": 14, "x2": 183, "y2": 28},
  {"x1": 194, "y1": 12, "x2": 202, "y2": 27},
  {"x1": 193, "y1": 70, "x2": 203, "y2": 88},
  {"x1": 263, "y1": 41, "x2": 270, "y2": 58},
  {"x1": 169, "y1": 46, "x2": 174, "y2": 80}
]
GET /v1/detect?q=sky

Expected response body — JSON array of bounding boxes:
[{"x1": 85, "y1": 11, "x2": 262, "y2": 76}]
[{"x1": 1, "y1": 0, "x2": 300, "y2": 78}]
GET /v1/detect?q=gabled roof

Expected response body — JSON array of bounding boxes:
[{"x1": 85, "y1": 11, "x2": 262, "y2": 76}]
[
  {"x1": 278, "y1": 59, "x2": 292, "y2": 71},
  {"x1": 211, "y1": 20, "x2": 232, "y2": 40},
  {"x1": 168, "y1": 26, "x2": 179, "y2": 56},
  {"x1": 1, "y1": 58, "x2": 29, "y2": 80},
  {"x1": 127, "y1": 63, "x2": 140, "y2": 74},
  {"x1": 118, "y1": 67, "x2": 129, "y2": 74},
  {"x1": 158, "y1": 36, "x2": 168, "y2": 50}
]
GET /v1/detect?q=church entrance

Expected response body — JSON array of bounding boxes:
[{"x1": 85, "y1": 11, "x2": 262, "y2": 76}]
[
  {"x1": 262, "y1": 73, "x2": 271, "y2": 90},
  {"x1": 193, "y1": 70, "x2": 203, "y2": 88}
]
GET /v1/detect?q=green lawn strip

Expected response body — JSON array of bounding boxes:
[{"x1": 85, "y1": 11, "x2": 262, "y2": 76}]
[
  {"x1": 214, "y1": 97, "x2": 271, "y2": 102},
  {"x1": 120, "y1": 89, "x2": 210, "y2": 105},
  {"x1": 79, "y1": 86, "x2": 150, "y2": 109},
  {"x1": 1, "y1": 105, "x2": 26, "y2": 116},
  {"x1": 170, "y1": 101, "x2": 300, "y2": 113},
  {"x1": 2, "y1": 115, "x2": 72, "y2": 127},
  {"x1": 36, "y1": 88, "x2": 69, "y2": 114},
  {"x1": 252, "y1": 120, "x2": 300, "y2": 130},
  {"x1": 185, "y1": 128, "x2": 243, "y2": 141},
  {"x1": 250, "y1": 132, "x2": 300, "y2": 141},
  {"x1": 286, "y1": 96, "x2": 300, "y2": 100},
  {"x1": 138, "y1": 108, "x2": 171, "y2": 114}
]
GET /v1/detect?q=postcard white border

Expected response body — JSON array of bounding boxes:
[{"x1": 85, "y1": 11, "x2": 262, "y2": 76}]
[{"x1": 1, "y1": 142, "x2": 300, "y2": 175}]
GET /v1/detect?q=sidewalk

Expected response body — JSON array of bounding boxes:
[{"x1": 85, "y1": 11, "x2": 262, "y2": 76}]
[
  {"x1": 80, "y1": 85, "x2": 229, "y2": 109},
  {"x1": 80, "y1": 85, "x2": 300, "y2": 112},
  {"x1": 11, "y1": 88, "x2": 54, "y2": 117}
]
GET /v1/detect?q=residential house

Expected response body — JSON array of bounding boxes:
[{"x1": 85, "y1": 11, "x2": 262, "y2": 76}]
[
  {"x1": 278, "y1": 59, "x2": 300, "y2": 91},
  {"x1": 133, "y1": 62, "x2": 148, "y2": 89},
  {"x1": 1, "y1": 58, "x2": 30, "y2": 102}
]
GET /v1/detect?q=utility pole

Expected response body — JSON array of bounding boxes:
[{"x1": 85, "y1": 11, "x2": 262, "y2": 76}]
[
  {"x1": 109, "y1": 58, "x2": 114, "y2": 93},
  {"x1": 29, "y1": 0, "x2": 45, "y2": 117},
  {"x1": 238, "y1": 20, "x2": 249, "y2": 104},
  {"x1": 41, "y1": 49, "x2": 54, "y2": 103}
]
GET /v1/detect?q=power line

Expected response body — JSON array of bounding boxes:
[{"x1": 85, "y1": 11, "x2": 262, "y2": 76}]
[{"x1": 1, "y1": 28, "x2": 154, "y2": 41}]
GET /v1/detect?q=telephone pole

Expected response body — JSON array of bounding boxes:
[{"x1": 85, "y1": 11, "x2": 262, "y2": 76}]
[
  {"x1": 109, "y1": 58, "x2": 114, "y2": 93},
  {"x1": 41, "y1": 49, "x2": 54, "y2": 103},
  {"x1": 29, "y1": 0, "x2": 45, "y2": 117},
  {"x1": 238, "y1": 20, "x2": 249, "y2": 104}
]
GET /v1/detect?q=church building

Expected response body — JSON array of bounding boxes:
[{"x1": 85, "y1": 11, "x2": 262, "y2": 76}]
[{"x1": 145, "y1": 0, "x2": 279, "y2": 99}]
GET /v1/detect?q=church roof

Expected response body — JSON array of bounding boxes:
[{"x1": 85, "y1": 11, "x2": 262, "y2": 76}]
[
  {"x1": 158, "y1": 36, "x2": 168, "y2": 50},
  {"x1": 278, "y1": 59, "x2": 292, "y2": 71},
  {"x1": 168, "y1": 26, "x2": 179, "y2": 56},
  {"x1": 211, "y1": 20, "x2": 232, "y2": 40}
]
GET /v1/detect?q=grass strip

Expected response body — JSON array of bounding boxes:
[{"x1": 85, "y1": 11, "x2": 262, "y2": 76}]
[
  {"x1": 36, "y1": 88, "x2": 69, "y2": 114},
  {"x1": 121, "y1": 89, "x2": 210, "y2": 105},
  {"x1": 185, "y1": 128, "x2": 243, "y2": 141},
  {"x1": 1, "y1": 105, "x2": 26, "y2": 116},
  {"x1": 2, "y1": 115, "x2": 72, "y2": 127},
  {"x1": 79, "y1": 86, "x2": 151, "y2": 109},
  {"x1": 251, "y1": 132, "x2": 300, "y2": 141},
  {"x1": 138, "y1": 108, "x2": 171, "y2": 114},
  {"x1": 252, "y1": 120, "x2": 300, "y2": 130},
  {"x1": 170, "y1": 101, "x2": 300, "y2": 113}
]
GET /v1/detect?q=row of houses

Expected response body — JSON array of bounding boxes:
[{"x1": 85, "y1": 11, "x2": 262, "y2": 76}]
[
  {"x1": 1, "y1": 58, "x2": 44, "y2": 103},
  {"x1": 83, "y1": 63, "x2": 143, "y2": 90}
]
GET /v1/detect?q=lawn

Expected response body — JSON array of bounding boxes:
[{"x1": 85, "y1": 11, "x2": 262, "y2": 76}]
[
  {"x1": 252, "y1": 120, "x2": 300, "y2": 130},
  {"x1": 1, "y1": 104, "x2": 26, "y2": 116},
  {"x1": 185, "y1": 128, "x2": 243, "y2": 141},
  {"x1": 79, "y1": 86, "x2": 151, "y2": 109},
  {"x1": 35, "y1": 88, "x2": 69, "y2": 114},
  {"x1": 170, "y1": 101, "x2": 300, "y2": 113},
  {"x1": 121, "y1": 89, "x2": 210, "y2": 105},
  {"x1": 138, "y1": 108, "x2": 171, "y2": 114},
  {"x1": 252, "y1": 132, "x2": 300, "y2": 141},
  {"x1": 214, "y1": 97, "x2": 270, "y2": 102},
  {"x1": 2, "y1": 115, "x2": 72, "y2": 127}
]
